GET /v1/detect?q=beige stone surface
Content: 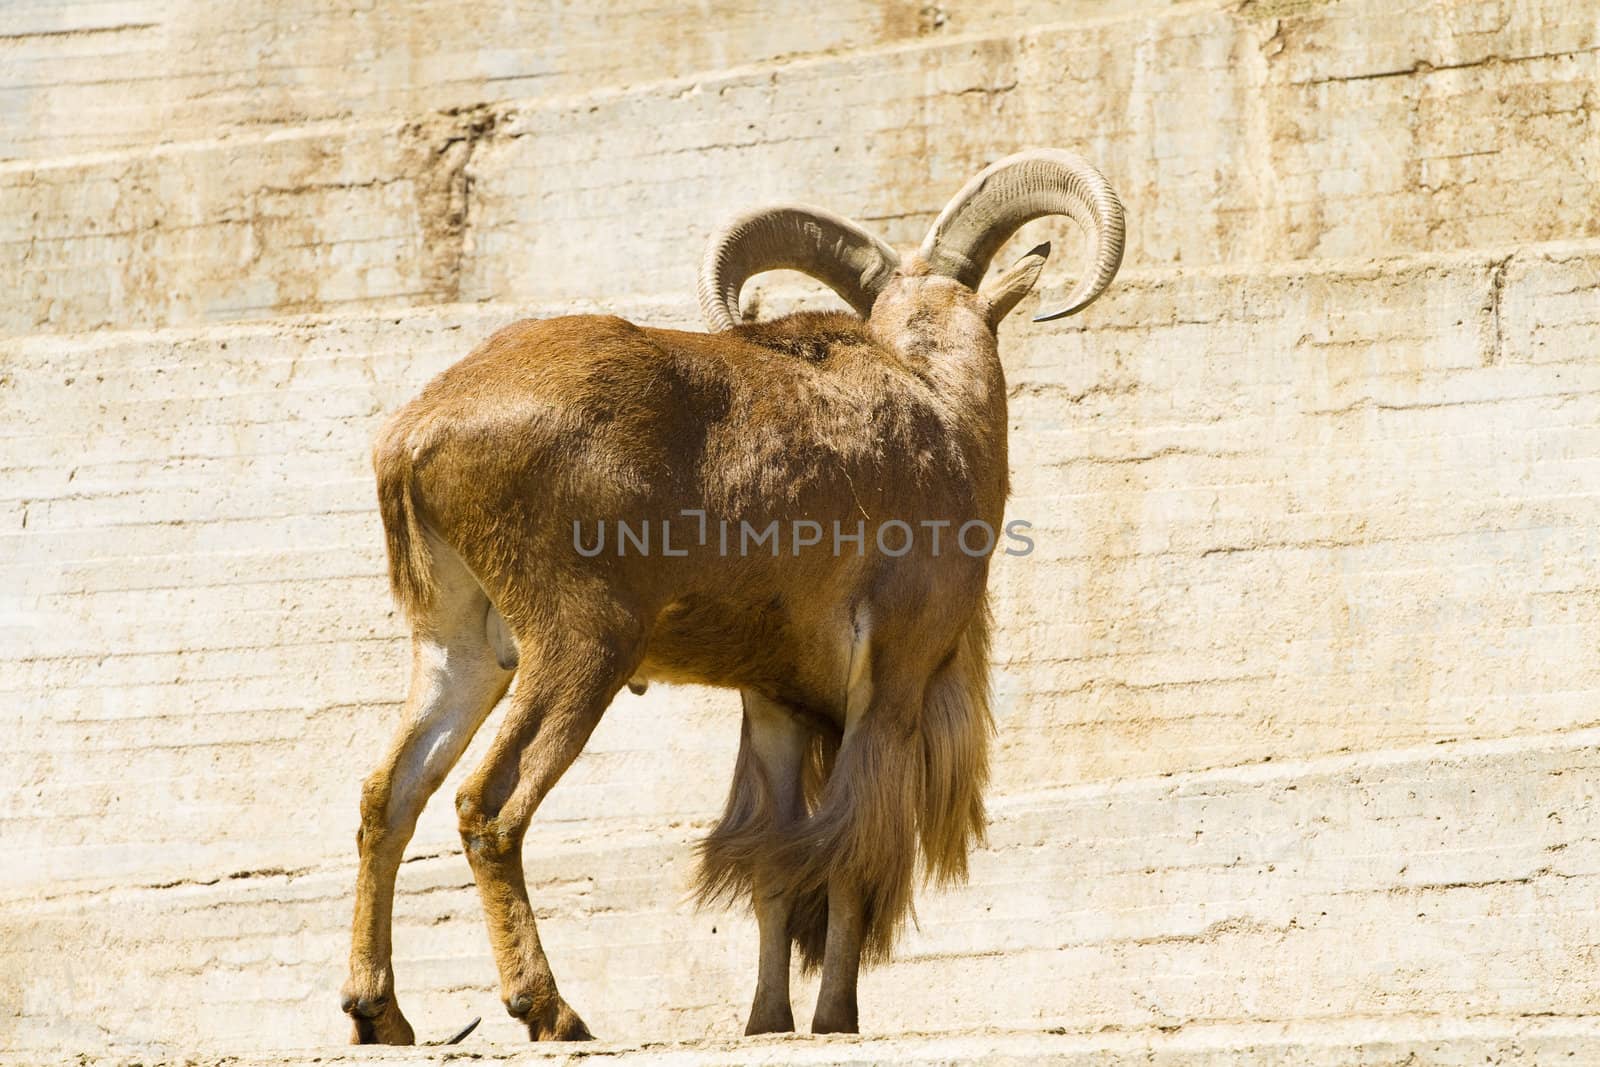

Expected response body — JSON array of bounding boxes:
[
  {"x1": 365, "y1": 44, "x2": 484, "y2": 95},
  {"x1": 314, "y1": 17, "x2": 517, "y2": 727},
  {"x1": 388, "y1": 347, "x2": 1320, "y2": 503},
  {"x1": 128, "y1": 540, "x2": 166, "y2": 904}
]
[
  {"x1": 4, "y1": 0, "x2": 1597, "y2": 336},
  {"x1": 0, "y1": 0, "x2": 1178, "y2": 162},
  {"x1": 13, "y1": 1019, "x2": 1600, "y2": 1067},
  {"x1": 466, "y1": 0, "x2": 1600, "y2": 304},
  {"x1": 4, "y1": 732, "x2": 1598, "y2": 1050},
  {"x1": 0, "y1": 113, "x2": 481, "y2": 336}
]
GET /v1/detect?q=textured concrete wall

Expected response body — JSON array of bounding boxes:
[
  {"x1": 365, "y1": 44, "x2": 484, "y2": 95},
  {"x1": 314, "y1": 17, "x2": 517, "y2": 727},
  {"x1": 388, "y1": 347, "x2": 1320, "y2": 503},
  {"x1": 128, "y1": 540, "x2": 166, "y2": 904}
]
[
  {"x1": 4, "y1": 0, "x2": 1595, "y2": 336},
  {"x1": 1, "y1": 0, "x2": 1170, "y2": 161},
  {"x1": 3, "y1": 0, "x2": 1599, "y2": 1060}
]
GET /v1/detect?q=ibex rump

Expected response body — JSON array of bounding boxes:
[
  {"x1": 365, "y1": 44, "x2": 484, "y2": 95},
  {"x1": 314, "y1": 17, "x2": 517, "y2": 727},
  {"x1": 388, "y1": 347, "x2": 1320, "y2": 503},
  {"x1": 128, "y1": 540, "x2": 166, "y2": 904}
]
[{"x1": 340, "y1": 149, "x2": 1124, "y2": 1042}]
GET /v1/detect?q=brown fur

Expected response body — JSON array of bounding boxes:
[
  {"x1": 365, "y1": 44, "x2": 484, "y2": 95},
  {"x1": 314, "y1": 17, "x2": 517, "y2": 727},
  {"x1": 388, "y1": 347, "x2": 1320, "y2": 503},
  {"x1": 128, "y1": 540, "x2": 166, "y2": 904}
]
[
  {"x1": 372, "y1": 420, "x2": 437, "y2": 615},
  {"x1": 344, "y1": 252, "x2": 1052, "y2": 1041}
]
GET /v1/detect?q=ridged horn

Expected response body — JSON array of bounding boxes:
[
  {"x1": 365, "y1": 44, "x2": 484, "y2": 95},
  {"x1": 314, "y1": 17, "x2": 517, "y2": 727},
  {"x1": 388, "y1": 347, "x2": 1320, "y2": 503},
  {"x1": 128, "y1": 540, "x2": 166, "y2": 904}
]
[
  {"x1": 919, "y1": 149, "x2": 1125, "y2": 321},
  {"x1": 698, "y1": 205, "x2": 900, "y2": 331}
]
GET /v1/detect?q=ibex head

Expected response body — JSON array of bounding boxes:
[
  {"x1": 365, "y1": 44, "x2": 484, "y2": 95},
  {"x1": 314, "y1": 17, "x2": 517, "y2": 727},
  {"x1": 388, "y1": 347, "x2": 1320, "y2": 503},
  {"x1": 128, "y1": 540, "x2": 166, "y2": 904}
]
[{"x1": 697, "y1": 148, "x2": 1125, "y2": 339}]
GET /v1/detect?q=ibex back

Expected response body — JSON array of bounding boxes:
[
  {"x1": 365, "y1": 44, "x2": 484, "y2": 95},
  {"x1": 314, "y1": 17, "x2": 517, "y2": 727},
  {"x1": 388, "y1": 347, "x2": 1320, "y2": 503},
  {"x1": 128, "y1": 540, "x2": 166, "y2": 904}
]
[{"x1": 340, "y1": 149, "x2": 1124, "y2": 1043}]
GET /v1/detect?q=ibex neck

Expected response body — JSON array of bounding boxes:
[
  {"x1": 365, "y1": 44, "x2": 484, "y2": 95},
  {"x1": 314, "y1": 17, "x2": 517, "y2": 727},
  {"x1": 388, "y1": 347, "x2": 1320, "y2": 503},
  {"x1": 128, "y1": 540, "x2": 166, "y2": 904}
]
[{"x1": 873, "y1": 306, "x2": 1004, "y2": 415}]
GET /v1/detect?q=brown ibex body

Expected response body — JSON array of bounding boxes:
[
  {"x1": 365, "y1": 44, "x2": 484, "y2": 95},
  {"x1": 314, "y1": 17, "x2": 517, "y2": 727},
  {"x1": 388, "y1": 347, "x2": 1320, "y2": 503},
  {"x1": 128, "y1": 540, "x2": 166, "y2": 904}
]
[{"x1": 340, "y1": 150, "x2": 1124, "y2": 1042}]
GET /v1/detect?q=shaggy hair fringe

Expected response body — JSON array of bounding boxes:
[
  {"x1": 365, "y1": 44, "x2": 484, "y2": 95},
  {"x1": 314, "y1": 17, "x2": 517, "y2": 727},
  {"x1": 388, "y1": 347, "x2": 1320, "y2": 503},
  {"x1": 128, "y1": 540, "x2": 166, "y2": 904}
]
[{"x1": 693, "y1": 606, "x2": 993, "y2": 970}]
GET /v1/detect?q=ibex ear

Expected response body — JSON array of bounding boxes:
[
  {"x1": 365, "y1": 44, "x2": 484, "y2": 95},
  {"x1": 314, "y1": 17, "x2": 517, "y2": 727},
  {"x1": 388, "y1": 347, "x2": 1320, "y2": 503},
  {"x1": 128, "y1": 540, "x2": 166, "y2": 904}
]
[{"x1": 981, "y1": 242, "x2": 1051, "y2": 329}]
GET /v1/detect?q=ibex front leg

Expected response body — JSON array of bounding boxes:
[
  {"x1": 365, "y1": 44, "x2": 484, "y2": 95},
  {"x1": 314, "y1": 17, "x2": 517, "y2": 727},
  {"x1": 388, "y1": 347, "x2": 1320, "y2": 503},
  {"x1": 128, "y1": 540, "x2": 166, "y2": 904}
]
[
  {"x1": 810, "y1": 648, "x2": 918, "y2": 1036},
  {"x1": 741, "y1": 691, "x2": 808, "y2": 1034},
  {"x1": 454, "y1": 615, "x2": 643, "y2": 1041},
  {"x1": 812, "y1": 880, "x2": 867, "y2": 1033}
]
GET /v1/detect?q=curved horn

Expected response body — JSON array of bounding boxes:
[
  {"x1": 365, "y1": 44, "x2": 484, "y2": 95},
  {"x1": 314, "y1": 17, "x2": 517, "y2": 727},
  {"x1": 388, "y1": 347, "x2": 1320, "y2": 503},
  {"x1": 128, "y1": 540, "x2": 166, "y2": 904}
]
[
  {"x1": 698, "y1": 205, "x2": 900, "y2": 331},
  {"x1": 919, "y1": 149, "x2": 1125, "y2": 321}
]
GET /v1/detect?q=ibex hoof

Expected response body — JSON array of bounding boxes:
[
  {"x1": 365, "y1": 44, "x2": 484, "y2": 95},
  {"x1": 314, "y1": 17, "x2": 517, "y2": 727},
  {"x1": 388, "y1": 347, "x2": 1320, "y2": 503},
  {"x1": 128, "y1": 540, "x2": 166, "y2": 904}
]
[
  {"x1": 745, "y1": 1003, "x2": 796, "y2": 1035},
  {"x1": 341, "y1": 989, "x2": 415, "y2": 1045}
]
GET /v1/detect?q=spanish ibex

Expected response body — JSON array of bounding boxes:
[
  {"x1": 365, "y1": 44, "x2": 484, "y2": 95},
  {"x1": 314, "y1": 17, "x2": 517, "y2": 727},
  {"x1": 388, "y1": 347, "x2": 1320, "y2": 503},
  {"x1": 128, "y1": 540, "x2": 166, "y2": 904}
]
[{"x1": 340, "y1": 149, "x2": 1125, "y2": 1043}]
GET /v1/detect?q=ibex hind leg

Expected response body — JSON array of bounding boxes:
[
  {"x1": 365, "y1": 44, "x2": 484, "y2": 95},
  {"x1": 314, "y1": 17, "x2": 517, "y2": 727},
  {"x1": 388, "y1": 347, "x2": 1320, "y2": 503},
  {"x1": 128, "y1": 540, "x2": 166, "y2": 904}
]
[
  {"x1": 343, "y1": 539, "x2": 514, "y2": 1045},
  {"x1": 453, "y1": 595, "x2": 647, "y2": 1041}
]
